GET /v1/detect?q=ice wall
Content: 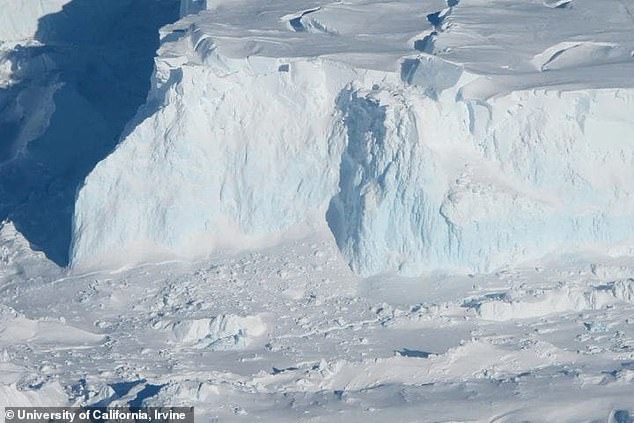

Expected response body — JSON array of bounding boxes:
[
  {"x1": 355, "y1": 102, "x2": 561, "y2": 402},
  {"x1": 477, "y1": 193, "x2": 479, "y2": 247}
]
[
  {"x1": 71, "y1": 0, "x2": 634, "y2": 275},
  {"x1": 70, "y1": 43, "x2": 360, "y2": 267},
  {"x1": 0, "y1": 0, "x2": 180, "y2": 266},
  {"x1": 329, "y1": 85, "x2": 634, "y2": 275}
]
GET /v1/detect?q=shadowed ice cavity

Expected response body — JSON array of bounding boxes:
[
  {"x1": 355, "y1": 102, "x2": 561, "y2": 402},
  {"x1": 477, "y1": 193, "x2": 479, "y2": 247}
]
[
  {"x1": 0, "y1": 0, "x2": 179, "y2": 265},
  {"x1": 326, "y1": 89, "x2": 387, "y2": 274}
]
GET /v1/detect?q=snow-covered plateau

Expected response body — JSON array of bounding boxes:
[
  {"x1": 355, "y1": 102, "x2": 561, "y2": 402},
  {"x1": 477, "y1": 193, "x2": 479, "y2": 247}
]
[
  {"x1": 2, "y1": 0, "x2": 634, "y2": 421},
  {"x1": 71, "y1": 0, "x2": 634, "y2": 277}
]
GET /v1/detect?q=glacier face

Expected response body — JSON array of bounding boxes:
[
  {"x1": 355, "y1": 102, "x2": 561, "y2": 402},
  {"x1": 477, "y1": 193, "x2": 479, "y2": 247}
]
[
  {"x1": 0, "y1": 0, "x2": 179, "y2": 265},
  {"x1": 71, "y1": 55, "x2": 360, "y2": 267},
  {"x1": 72, "y1": 0, "x2": 634, "y2": 275},
  {"x1": 330, "y1": 87, "x2": 634, "y2": 275}
]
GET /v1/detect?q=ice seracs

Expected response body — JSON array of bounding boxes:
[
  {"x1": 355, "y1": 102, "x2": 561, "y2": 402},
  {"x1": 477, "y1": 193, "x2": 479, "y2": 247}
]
[{"x1": 71, "y1": 0, "x2": 634, "y2": 276}]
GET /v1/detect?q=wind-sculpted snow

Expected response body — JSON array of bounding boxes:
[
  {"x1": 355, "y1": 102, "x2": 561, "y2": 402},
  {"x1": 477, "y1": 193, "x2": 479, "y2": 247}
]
[{"x1": 72, "y1": 0, "x2": 634, "y2": 275}]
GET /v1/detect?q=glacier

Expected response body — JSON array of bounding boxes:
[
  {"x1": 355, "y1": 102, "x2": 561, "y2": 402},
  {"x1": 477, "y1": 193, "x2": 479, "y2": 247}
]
[
  {"x1": 71, "y1": 0, "x2": 634, "y2": 276},
  {"x1": 0, "y1": 0, "x2": 179, "y2": 265},
  {"x1": 7, "y1": 1, "x2": 634, "y2": 418}
]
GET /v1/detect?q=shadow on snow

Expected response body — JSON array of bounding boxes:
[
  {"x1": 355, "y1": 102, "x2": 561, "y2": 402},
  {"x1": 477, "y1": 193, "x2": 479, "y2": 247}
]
[{"x1": 0, "y1": 0, "x2": 179, "y2": 265}]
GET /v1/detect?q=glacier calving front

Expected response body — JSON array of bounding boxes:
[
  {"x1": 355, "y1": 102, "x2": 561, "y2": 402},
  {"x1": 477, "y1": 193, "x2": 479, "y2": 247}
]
[{"x1": 71, "y1": 0, "x2": 634, "y2": 276}]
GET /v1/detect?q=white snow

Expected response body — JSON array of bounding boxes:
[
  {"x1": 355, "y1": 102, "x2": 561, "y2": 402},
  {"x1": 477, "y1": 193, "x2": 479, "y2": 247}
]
[
  {"x1": 5, "y1": 222, "x2": 634, "y2": 420},
  {"x1": 0, "y1": 381, "x2": 68, "y2": 413},
  {"x1": 472, "y1": 279, "x2": 634, "y2": 321},
  {"x1": 4, "y1": 0, "x2": 634, "y2": 421},
  {"x1": 0, "y1": 0, "x2": 69, "y2": 43},
  {"x1": 155, "y1": 314, "x2": 268, "y2": 349}
]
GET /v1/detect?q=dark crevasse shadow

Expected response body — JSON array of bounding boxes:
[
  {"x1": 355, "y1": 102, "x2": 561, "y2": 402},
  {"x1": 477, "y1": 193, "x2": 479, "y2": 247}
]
[{"x1": 0, "y1": 0, "x2": 179, "y2": 265}]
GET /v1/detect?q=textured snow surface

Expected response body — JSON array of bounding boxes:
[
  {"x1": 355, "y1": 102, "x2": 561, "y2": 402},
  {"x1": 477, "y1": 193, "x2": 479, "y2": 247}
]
[
  {"x1": 4, "y1": 224, "x2": 634, "y2": 421},
  {"x1": 4, "y1": 0, "x2": 634, "y2": 419},
  {"x1": 72, "y1": 0, "x2": 634, "y2": 276},
  {"x1": 155, "y1": 313, "x2": 268, "y2": 349}
]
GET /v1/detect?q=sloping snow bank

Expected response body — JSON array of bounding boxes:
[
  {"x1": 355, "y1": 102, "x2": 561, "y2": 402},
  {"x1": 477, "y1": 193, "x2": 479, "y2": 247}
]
[
  {"x1": 71, "y1": 0, "x2": 634, "y2": 276},
  {"x1": 0, "y1": 382, "x2": 68, "y2": 412}
]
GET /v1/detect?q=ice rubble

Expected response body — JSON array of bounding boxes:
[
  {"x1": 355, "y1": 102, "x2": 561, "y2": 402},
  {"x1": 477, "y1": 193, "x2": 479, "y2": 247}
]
[
  {"x1": 71, "y1": 0, "x2": 634, "y2": 276},
  {"x1": 467, "y1": 279, "x2": 634, "y2": 321},
  {"x1": 153, "y1": 314, "x2": 267, "y2": 350}
]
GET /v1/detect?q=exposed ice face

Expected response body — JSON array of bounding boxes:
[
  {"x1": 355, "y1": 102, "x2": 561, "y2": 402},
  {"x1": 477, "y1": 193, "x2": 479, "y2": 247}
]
[
  {"x1": 71, "y1": 56, "x2": 358, "y2": 268},
  {"x1": 0, "y1": 0, "x2": 180, "y2": 266},
  {"x1": 327, "y1": 85, "x2": 634, "y2": 275},
  {"x1": 327, "y1": 87, "x2": 453, "y2": 276},
  {"x1": 71, "y1": 0, "x2": 634, "y2": 276}
]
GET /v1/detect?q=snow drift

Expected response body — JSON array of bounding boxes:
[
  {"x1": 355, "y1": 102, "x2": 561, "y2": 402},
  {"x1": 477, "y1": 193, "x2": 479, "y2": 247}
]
[{"x1": 71, "y1": 0, "x2": 634, "y2": 276}]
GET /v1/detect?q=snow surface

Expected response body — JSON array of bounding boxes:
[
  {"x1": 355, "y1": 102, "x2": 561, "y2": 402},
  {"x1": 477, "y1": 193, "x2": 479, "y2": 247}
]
[
  {"x1": 72, "y1": 0, "x2": 634, "y2": 276},
  {"x1": 3, "y1": 0, "x2": 634, "y2": 421},
  {"x1": 0, "y1": 0, "x2": 69, "y2": 42},
  {"x1": 4, "y1": 221, "x2": 634, "y2": 421}
]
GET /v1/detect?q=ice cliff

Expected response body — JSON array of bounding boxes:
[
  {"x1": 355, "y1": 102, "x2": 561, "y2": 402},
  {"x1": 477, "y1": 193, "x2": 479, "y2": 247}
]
[
  {"x1": 0, "y1": 0, "x2": 179, "y2": 265},
  {"x1": 71, "y1": 0, "x2": 634, "y2": 276}
]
